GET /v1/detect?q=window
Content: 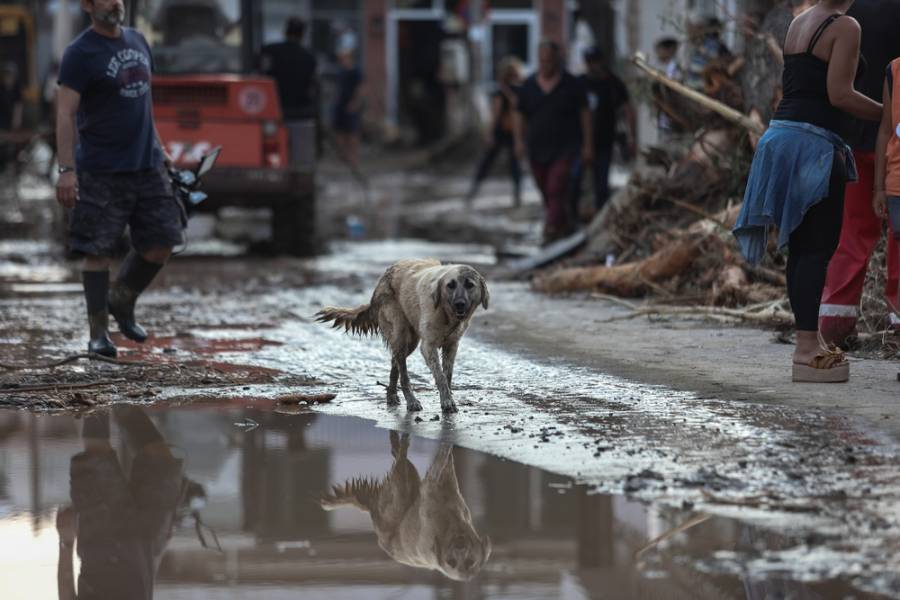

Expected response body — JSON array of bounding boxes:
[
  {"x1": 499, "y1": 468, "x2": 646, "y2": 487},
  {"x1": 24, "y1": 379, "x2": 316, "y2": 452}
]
[{"x1": 136, "y1": 0, "x2": 243, "y2": 74}]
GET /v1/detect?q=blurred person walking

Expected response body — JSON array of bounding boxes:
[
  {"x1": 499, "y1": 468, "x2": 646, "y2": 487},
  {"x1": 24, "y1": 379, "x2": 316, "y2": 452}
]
[
  {"x1": 572, "y1": 46, "x2": 636, "y2": 220},
  {"x1": 56, "y1": 0, "x2": 184, "y2": 358},
  {"x1": 653, "y1": 38, "x2": 687, "y2": 142},
  {"x1": 514, "y1": 41, "x2": 593, "y2": 244},
  {"x1": 332, "y1": 33, "x2": 365, "y2": 171},
  {"x1": 260, "y1": 17, "x2": 318, "y2": 166},
  {"x1": 685, "y1": 17, "x2": 734, "y2": 91},
  {"x1": 818, "y1": 0, "x2": 900, "y2": 346},
  {"x1": 465, "y1": 56, "x2": 523, "y2": 207},
  {"x1": 734, "y1": 0, "x2": 883, "y2": 382}
]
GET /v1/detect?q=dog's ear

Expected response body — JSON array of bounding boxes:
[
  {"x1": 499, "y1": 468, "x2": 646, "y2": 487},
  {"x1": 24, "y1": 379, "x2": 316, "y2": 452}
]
[
  {"x1": 432, "y1": 276, "x2": 443, "y2": 309},
  {"x1": 478, "y1": 273, "x2": 490, "y2": 310}
]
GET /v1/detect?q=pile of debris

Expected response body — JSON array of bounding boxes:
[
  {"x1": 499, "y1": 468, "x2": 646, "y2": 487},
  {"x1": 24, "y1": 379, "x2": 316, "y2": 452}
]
[
  {"x1": 523, "y1": 11, "x2": 900, "y2": 336},
  {"x1": 516, "y1": 39, "x2": 795, "y2": 320},
  {"x1": 530, "y1": 107, "x2": 788, "y2": 321}
]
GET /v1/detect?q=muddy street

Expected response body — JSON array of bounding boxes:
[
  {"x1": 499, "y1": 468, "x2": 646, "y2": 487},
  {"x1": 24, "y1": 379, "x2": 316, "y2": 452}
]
[{"x1": 2, "y1": 172, "x2": 900, "y2": 599}]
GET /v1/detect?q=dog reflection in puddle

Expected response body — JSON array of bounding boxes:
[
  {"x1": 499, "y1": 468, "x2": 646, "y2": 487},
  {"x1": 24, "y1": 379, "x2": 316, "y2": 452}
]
[{"x1": 321, "y1": 431, "x2": 492, "y2": 580}]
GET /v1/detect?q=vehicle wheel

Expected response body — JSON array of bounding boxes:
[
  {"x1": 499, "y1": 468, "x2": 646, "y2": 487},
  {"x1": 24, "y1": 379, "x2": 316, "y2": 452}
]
[{"x1": 271, "y1": 191, "x2": 317, "y2": 256}]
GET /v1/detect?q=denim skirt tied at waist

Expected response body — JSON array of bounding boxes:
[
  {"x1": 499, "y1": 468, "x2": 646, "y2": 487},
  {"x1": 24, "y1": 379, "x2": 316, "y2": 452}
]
[{"x1": 732, "y1": 119, "x2": 857, "y2": 265}]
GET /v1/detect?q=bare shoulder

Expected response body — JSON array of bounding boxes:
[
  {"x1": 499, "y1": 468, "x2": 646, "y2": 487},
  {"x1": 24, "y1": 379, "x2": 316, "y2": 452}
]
[{"x1": 834, "y1": 14, "x2": 861, "y2": 34}]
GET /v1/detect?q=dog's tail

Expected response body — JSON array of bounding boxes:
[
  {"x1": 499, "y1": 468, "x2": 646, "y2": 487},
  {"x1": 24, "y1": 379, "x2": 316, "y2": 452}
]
[
  {"x1": 315, "y1": 304, "x2": 379, "y2": 337},
  {"x1": 320, "y1": 477, "x2": 381, "y2": 513}
]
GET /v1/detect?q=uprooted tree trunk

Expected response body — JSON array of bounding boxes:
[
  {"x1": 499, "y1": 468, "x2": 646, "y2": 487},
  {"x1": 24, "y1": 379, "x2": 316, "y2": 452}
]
[{"x1": 533, "y1": 236, "x2": 706, "y2": 296}]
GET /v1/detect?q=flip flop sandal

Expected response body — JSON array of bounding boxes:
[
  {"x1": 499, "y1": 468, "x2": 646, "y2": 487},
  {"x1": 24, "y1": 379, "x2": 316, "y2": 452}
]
[{"x1": 792, "y1": 345, "x2": 849, "y2": 383}]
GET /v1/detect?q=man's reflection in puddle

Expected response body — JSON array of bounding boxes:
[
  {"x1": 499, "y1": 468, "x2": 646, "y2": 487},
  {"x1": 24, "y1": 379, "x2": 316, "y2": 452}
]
[
  {"x1": 322, "y1": 431, "x2": 492, "y2": 581},
  {"x1": 56, "y1": 406, "x2": 205, "y2": 600}
]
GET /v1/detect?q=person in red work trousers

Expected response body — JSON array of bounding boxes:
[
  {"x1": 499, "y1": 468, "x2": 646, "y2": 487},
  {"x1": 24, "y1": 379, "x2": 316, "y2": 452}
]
[
  {"x1": 872, "y1": 57, "x2": 900, "y2": 371},
  {"x1": 513, "y1": 40, "x2": 593, "y2": 244},
  {"x1": 819, "y1": 0, "x2": 900, "y2": 346}
]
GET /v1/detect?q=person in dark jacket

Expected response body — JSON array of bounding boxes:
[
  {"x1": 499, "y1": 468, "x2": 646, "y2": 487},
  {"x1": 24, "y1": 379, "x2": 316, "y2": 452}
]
[
  {"x1": 261, "y1": 17, "x2": 318, "y2": 167},
  {"x1": 572, "y1": 47, "x2": 636, "y2": 220}
]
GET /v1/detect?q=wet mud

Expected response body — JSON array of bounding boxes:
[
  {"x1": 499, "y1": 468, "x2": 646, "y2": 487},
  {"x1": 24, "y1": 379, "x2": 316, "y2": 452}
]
[{"x1": 2, "y1": 176, "x2": 900, "y2": 597}]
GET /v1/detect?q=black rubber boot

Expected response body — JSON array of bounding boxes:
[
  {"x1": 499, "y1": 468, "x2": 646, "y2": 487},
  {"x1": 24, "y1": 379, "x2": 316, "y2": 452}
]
[
  {"x1": 83, "y1": 270, "x2": 117, "y2": 358},
  {"x1": 109, "y1": 251, "x2": 163, "y2": 343}
]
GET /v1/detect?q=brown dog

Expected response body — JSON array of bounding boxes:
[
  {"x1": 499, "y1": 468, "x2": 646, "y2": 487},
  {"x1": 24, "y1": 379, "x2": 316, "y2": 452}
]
[
  {"x1": 321, "y1": 431, "x2": 492, "y2": 580},
  {"x1": 316, "y1": 259, "x2": 489, "y2": 413}
]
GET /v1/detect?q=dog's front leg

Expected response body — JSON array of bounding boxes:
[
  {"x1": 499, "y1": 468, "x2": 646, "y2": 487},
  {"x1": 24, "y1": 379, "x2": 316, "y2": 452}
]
[
  {"x1": 422, "y1": 342, "x2": 456, "y2": 413},
  {"x1": 387, "y1": 360, "x2": 400, "y2": 406},
  {"x1": 441, "y1": 341, "x2": 459, "y2": 389},
  {"x1": 395, "y1": 353, "x2": 422, "y2": 412}
]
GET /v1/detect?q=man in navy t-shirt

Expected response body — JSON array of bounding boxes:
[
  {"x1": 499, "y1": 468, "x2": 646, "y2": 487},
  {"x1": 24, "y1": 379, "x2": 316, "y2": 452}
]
[{"x1": 56, "y1": 0, "x2": 184, "y2": 358}]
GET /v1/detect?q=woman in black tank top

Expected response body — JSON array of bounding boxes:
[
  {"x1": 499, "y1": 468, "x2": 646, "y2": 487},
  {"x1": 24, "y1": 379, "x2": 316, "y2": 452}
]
[
  {"x1": 735, "y1": 0, "x2": 881, "y2": 382},
  {"x1": 775, "y1": 13, "x2": 867, "y2": 136}
]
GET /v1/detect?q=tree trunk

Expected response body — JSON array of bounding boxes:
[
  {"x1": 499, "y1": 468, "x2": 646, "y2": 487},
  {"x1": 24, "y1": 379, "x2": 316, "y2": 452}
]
[{"x1": 533, "y1": 237, "x2": 704, "y2": 296}]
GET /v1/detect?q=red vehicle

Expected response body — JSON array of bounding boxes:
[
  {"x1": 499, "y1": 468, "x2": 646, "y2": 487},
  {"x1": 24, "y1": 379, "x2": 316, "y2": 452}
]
[{"x1": 127, "y1": 0, "x2": 316, "y2": 255}]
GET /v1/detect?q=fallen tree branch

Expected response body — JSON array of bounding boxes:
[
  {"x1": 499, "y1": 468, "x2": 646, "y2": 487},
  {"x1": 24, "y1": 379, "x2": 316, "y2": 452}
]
[
  {"x1": 634, "y1": 514, "x2": 712, "y2": 559},
  {"x1": 633, "y1": 53, "x2": 765, "y2": 135},
  {"x1": 0, "y1": 353, "x2": 156, "y2": 370},
  {"x1": 746, "y1": 264, "x2": 786, "y2": 287},
  {"x1": 594, "y1": 303, "x2": 794, "y2": 325},
  {"x1": 589, "y1": 293, "x2": 640, "y2": 310},
  {"x1": 655, "y1": 196, "x2": 730, "y2": 230},
  {"x1": 0, "y1": 379, "x2": 128, "y2": 394},
  {"x1": 534, "y1": 237, "x2": 703, "y2": 296}
]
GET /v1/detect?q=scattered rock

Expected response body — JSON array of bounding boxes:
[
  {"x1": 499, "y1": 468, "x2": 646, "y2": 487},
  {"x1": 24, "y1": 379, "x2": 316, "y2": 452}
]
[{"x1": 277, "y1": 393, "x2": 337, "y2": 405}]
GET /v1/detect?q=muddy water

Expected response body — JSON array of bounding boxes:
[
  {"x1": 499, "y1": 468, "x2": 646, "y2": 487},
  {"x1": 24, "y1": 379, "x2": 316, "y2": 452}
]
[
  {"x1": 3, "y1": 240, "x2": 900, "y2": 597},
  {"x1": 3, "y1": 166, "x2": 900, "y2": 600},
  {"x1": 0, "y1": 407, "x2": 870, "y2": 600}
]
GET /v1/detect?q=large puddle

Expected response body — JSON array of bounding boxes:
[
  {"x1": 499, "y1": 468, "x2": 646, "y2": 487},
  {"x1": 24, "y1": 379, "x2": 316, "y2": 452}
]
[{"x1": 0, "y1": 407, "x2": 872, "y2": 599}]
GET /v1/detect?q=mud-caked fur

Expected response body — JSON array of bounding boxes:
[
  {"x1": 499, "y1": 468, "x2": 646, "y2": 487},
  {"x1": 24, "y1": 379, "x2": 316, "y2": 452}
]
[
  {"x1": 315, "y1": 259, "x2": 490, "y2": 413},
  {"x1": 321, "y1": 431, "x2": 492, "y2": 581}
]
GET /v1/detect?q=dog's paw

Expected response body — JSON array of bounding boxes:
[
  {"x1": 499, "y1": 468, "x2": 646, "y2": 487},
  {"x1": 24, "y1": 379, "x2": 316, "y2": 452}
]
[
  {"x1": 441, "y1": 402, "x2": 459, "y2": 414},
  {"x1": 386, "y1": 391, "x2": 401, "y2": 406},
  {"x1": 407, "y1": 400, "x2": 423, "y2": 412}
]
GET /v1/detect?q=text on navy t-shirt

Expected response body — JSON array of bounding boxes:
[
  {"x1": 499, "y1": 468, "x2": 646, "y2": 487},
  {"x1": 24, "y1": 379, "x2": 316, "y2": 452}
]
[{"x1": 58, "y1": 27, "x2": 162, "y2": 173}]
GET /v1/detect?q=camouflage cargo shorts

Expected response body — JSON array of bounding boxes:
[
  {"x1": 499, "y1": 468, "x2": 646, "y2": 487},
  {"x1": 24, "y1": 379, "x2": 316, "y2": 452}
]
[{"x1": 69, "y1": 165, "x2": 186, "y2": 257}]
